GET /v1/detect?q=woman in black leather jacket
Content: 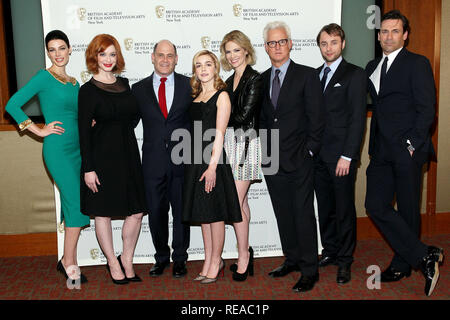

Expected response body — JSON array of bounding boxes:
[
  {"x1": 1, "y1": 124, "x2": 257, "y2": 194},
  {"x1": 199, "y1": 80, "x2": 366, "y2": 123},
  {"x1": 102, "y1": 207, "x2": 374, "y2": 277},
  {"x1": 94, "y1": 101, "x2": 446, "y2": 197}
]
[{"x1": 220, "y1": 30, "x2": 263, "y2": 282}]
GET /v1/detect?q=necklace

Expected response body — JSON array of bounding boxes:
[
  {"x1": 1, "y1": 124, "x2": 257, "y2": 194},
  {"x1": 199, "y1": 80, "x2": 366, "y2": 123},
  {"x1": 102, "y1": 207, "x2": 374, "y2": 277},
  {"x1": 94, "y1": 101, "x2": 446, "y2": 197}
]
[{"x1": 47, "y1": 68, "x2": 77, "y2": 86}]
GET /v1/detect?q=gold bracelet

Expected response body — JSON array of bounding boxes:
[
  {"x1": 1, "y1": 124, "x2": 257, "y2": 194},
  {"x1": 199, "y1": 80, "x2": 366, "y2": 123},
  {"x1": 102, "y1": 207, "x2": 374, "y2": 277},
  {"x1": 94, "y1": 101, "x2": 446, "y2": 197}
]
[{"x1": 18, "y1": 119, "x2": 33, "y2": 131}]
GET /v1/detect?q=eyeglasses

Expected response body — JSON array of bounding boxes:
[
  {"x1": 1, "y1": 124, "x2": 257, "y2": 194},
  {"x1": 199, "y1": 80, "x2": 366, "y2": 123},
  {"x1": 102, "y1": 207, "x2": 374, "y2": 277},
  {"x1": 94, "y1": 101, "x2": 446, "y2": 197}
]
[{"x1": 266, "y1": 38, "x2": 289, "y2": 48}]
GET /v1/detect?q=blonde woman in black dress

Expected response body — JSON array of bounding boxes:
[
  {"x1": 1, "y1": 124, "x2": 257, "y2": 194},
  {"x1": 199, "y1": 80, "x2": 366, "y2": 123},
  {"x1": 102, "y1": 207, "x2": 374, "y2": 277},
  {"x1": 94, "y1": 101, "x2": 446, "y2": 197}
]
[{"x1": 182, "y1": 50, "x2": 241, "y2": 284}]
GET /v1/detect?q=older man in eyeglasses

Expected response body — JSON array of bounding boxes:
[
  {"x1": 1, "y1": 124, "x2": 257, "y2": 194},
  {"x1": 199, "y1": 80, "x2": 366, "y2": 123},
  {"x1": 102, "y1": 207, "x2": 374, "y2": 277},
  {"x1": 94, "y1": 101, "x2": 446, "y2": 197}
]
[{"x1": 259, "y1": 21, "x2": 325, "y2": 293}]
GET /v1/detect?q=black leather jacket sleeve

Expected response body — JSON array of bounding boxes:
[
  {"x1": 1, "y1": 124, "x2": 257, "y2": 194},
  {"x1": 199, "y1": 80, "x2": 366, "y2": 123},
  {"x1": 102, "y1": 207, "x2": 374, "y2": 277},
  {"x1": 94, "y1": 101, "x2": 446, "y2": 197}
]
[
  {"x1": 227, "y1": 67, "x2": 263, "y2": 134},
  {"x1": 232, "y1": 72, "x2": 263, "y2": 126}
]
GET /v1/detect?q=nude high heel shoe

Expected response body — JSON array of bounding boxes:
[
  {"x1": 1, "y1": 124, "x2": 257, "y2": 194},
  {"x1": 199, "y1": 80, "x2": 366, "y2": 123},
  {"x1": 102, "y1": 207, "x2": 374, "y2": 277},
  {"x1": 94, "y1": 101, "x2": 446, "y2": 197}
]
[{"x1": 200, "y1": 259, "x2": 225, "y2": 284}]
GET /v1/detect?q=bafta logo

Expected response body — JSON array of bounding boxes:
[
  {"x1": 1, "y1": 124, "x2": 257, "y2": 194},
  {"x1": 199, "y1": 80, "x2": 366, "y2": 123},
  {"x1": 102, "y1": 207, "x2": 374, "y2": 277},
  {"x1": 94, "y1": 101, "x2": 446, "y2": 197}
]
[
  {"x1": 124, "y1": 38, "x2": 134, "y2": 51},
  {"x1": 201, "y1": 36, "x2": 211, "y2": 49},
  {"x1": 78, "y1": 7, "x2": 87, "y2": 21},
  {"x1": 80, "y1": 71, "x2": 91, "y2": 84},
  {"x1": 233, "y1": 4, "x2": 242, "y2": 17},
  {"x1": 155, "y1": 5, "x2": 165, "y2": 19},
  {"x1": 90, "y1": 248, "x2": 100, "y2": 260}
]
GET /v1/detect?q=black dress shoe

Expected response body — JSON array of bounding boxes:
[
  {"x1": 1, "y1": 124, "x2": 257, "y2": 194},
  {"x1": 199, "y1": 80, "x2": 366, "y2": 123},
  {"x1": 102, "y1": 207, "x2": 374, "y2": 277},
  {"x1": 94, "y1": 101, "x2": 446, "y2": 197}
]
[
  {"x1": 173, "y1": 261, "x2": 187, "y2": 278},
  {"x1": 421, "y1": 246, "x2": 444, "y2": 296},
  {"x1": 149, "y1": 261, "x2": 169, "y2": 277},
  {"x1": 268, "y1": 264, "x2": 300, "y2": 278},
  {"x1": 318, "y1": 255, "x2": 337, "y2": 267},
  {"x1": 57, "y1": 259, "x2": 88, "y2": 284},
  {"x1": 292, "y1": 273, "x2": 319, "y2": 292},
  {"x1": 336, "y1": 265, "x2": 351, "y2": 284},
  {"x1": 380, "y1": 266, "x2": 411, "y2": 282},
  {"x1": 118, "y1": 255, "x2": 142, "y2": 282}
]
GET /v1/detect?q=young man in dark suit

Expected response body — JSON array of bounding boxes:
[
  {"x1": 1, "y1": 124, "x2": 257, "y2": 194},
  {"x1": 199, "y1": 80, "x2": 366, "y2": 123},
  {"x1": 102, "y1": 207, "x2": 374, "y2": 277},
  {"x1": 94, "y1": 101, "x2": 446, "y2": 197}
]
[
  {"x1": 132, "y1": 40, "x2": 191, "y2": 278},
  {"x1": 314, "y1": 24, "x2": 367, "y2": 284},
  {"x1": 365, "y1": 10, "x2": 443, "y2": 296},
  {"x1": 260, "y1": 21, "x2": 325, "y2": 292}
]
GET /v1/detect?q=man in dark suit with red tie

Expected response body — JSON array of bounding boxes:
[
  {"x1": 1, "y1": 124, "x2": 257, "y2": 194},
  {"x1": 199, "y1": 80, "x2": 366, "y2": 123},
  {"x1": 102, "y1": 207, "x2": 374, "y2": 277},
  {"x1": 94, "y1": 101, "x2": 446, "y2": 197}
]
[
  {"x1": 260, "y1": 21, "x2": 325, "y2": 292},
  {"x1": 314, "y1": 24, "x2": 367, "y2": 284},
  {"x1": 365, "y1": 10, "x2": 443, "y2": 296},
  {"x1": 132, "y1": 40, "x2": 191, "y2": 278}
]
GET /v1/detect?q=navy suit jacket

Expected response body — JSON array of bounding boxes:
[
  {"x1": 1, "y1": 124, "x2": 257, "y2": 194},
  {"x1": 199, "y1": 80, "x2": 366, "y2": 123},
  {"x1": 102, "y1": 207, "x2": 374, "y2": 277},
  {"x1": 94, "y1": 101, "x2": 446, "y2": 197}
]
[
  {"x1": 317, "y1": 59, "x2": 367, "y2": 163},
  {"x1": 366, "y1": 48, "x2": 436, "y2": 162},
  {"x1": 132, "y1": 72, "x2": 192, "y2": 178}
]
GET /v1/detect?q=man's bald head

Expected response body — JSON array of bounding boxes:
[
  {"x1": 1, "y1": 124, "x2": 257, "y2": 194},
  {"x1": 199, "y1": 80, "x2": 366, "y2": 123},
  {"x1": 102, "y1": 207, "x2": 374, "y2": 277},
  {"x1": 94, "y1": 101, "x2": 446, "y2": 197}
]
[
  {"x1": 153, "y1": 39, "x2": 177, "y2": 55},
  {"x1": 152, "y1": 39, "x2": 178, "y2": 77}
]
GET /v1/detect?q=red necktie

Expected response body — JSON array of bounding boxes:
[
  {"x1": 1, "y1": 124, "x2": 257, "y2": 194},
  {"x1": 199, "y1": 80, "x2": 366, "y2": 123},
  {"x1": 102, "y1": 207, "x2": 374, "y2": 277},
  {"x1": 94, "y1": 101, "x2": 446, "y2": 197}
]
[{"x1": 158, "y1": 77, "x2": 168, "y2": 119}]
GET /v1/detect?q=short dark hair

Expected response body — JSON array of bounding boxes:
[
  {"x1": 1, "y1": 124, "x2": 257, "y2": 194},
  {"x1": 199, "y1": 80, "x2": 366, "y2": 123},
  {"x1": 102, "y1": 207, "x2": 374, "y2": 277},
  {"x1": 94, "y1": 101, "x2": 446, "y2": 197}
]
[
  {"x1": 381, "y1": 10, "x2": 410, "y2": 34},
  {"x1": 45, "y1": 30, "x2": 70, "y2": 49},
  {"x1": 316, "y1": 23, "x2": 345, "y2": 45}
]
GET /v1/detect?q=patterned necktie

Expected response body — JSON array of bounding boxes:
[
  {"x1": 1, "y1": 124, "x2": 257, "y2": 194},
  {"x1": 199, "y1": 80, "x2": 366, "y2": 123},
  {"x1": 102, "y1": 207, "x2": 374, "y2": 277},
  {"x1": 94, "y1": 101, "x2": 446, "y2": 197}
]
[
  {"x1": 158, "y1": 77, "x2": 168, "y2": 118},
  {"x1": 379, "y1": 56, "x2": 388, "y2": 92},
  {"x1": 271, "y1": 69, "x2": 281, "y2": 109},
  {"x1": 321, "y1": 66, "x2": 331, "y2": 91}
]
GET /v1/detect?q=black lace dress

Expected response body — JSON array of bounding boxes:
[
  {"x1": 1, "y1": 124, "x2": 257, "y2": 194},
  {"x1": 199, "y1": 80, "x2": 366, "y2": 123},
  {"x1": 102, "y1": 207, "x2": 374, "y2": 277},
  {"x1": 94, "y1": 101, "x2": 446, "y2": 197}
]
[{"x1": 182, "y1": 90, "x2": 242, "y2": 224}]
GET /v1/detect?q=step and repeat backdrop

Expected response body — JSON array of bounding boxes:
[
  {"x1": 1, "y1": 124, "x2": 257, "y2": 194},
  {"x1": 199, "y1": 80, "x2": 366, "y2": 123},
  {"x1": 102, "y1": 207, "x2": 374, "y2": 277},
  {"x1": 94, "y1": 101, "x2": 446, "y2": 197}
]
[{"x1": 41, "y1": 0, "x2": 341, "y2": 266}]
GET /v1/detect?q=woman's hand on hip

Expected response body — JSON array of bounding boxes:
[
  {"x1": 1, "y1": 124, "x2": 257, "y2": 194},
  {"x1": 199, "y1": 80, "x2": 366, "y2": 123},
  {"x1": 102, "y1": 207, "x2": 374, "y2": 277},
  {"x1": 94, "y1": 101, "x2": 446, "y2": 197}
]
[{"x1": 39, "y1": 121, "x2": 65, "y2": 137}]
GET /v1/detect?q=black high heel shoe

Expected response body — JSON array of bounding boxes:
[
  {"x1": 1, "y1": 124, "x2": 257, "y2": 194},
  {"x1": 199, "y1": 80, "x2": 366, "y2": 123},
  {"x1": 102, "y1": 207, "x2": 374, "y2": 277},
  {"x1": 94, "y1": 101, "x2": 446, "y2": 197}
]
[
  {"x1": 232, "y1": 247, "x2": 254, "y2": 282},
  {"x1": 106, "y1": 259, "x2": 129, "y2": 285},
  {"x1": 230, "y1": 246, "x2": 254, "y2": 273},
  {"x1": 57, "y1": 259, "x2": 88, "y2": 283},
  {"x1": 118, "y1": 255, "x2": 142, "y2": 282}
]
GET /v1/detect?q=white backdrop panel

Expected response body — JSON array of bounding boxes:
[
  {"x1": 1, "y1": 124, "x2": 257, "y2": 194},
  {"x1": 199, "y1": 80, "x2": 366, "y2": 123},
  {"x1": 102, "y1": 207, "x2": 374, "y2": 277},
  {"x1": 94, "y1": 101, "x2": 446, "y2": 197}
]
[{"x1": 41, "y1": 0, "x2": 341, "y2": 266}]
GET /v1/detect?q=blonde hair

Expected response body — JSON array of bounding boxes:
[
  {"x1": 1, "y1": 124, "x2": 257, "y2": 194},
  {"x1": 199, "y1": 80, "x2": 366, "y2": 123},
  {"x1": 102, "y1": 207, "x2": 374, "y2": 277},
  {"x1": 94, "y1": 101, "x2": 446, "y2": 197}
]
[
  {"x1": 190, "y1": 50, "x2": 226, "y2": 97},
  {"x1": 219, "y1": 30, "x2": 256, "y2": 72}
]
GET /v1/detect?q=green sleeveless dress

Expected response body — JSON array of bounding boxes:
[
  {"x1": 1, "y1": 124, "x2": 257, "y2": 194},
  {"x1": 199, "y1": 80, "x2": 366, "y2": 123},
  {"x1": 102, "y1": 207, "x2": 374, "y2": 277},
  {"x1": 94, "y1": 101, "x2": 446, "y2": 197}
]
[{"x1": 5, "y1": 69, "x2": 90, "y2": 228}]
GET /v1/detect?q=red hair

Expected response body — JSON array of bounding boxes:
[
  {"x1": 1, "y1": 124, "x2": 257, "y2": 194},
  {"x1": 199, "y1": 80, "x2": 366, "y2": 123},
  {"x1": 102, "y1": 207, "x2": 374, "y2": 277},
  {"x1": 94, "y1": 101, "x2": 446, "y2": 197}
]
[{"x1": 85, "y1": 34, "x2": 125, "y2": 74}]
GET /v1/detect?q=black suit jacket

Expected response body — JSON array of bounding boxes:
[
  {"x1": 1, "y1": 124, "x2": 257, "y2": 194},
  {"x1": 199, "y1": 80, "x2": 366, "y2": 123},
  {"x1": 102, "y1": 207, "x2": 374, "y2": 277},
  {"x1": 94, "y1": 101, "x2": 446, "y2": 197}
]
[
  {"x1": 366, "y1": 48, "x2": 436, "y2": 160},
  {"x1": 317, "y1": 59, "x2": 367, "y2": 163},
  {"x1": 260, "y1": 59, "x2": 325, "y2": 173},
  {"x1": 132, "y1": 72, "x2": 192, "y2": 178}
]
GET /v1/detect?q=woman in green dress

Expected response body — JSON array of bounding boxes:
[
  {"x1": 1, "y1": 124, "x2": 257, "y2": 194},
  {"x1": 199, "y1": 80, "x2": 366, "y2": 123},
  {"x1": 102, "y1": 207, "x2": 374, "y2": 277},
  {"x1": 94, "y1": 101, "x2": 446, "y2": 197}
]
[{"x1": 5, "y1": 30, "x2": 90, "y2": 283}]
